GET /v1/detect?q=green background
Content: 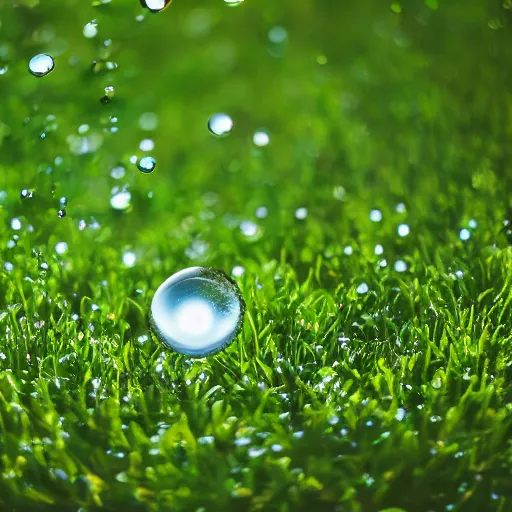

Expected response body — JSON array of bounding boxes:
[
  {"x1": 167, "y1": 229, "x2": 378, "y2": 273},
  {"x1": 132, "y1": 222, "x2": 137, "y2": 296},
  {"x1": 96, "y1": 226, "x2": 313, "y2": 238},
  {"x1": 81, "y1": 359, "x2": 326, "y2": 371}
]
[{"x1": 1, "y1": 0, "x2": 512, "y2": 511}]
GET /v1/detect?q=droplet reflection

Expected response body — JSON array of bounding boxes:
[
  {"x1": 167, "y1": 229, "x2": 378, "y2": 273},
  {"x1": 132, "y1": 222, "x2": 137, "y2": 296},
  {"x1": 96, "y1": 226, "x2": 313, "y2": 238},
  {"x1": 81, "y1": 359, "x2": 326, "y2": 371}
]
[
  {"x1": 151, "y1": 267, "x2": 245, "y2": 357},
  {"x1": 29, "y1": 54, "x2": 54, "y2": 77}
]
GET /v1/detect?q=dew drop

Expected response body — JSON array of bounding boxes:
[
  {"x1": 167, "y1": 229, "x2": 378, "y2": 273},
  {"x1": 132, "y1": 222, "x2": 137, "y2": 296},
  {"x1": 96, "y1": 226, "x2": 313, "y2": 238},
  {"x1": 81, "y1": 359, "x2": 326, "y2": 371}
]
[
  {"x1": 208, "y1": 113, "x2": 233, "y2": 136},
  {"x1": 137, "y1": 156, "x2": 156, "y2": 174},
  {"x1": 55, "y1": 242, "x2": 68, "y2": 255},
  {"x1": 122, "y1": 251, "x2": 136, "y2": 267},
  {"x1": 151, "y1": 267, "x2": 245, "y2": 357},
  {"x1": 295, "y1": 207, "x2": 308, "y2": 220},
  {"x1": 370, "y1": 209, "x2": 382, "y2": 222},
  {"x1": 141, "y1": 0, "x2": 172, "y2": 13},
  {"x1": 398, "y1": 223, "x2": 410, "y2": 237},
  {"x1": 110, "y1": 190, "x2": 131, "y2": 211},
  {"x1": 459, "y1": 228, "x2": 470, "y2": 241},
  {"x1": 29, "y1": 54, "x2": 54, "y2": 77},
  {"x1": 356, "y1": 282, "x2": 369, "y2": 294},
  {"x1": 58, "y1": 209, "x2": 66, "y2": 219},
  {"x1": 394, "y1": 260, "x2": 407, "y2": 272},
  {"x1": 11, "y1": 218, "x2": 21, "y2": 230},
  {"x1": 253, "y1": 130, "x2": 270, "y2": 147},
  {"x1": 224, "y1": 0, "x2": 245, "y2": 5}
]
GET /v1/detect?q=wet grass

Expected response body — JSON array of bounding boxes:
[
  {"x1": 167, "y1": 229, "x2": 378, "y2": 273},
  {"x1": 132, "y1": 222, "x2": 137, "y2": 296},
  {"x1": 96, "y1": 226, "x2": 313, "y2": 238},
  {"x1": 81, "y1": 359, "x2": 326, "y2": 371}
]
[{"x1": 1, "y1": 0, "x2": 512, "y2": 511}]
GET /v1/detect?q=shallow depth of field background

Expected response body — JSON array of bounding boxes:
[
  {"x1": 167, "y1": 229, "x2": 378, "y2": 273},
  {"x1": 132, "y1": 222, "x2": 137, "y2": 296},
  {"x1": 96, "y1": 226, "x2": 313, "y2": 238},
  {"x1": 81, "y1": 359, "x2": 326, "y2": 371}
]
[{"x1": 1, "y1": 1, "x2": 512, "y2": 511}]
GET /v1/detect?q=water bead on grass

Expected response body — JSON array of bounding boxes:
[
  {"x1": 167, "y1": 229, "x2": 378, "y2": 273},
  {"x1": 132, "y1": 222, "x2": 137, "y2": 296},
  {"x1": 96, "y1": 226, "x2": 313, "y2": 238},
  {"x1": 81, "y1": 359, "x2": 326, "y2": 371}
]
[
  {"x1": 137, "y1": 156, "x2": 156, "y2": 173},
  {"x1": 151, "y1": 267, "x2": 245, "y2": 357},
  {"x1": 208, "y1": 113, "x2": 233, "y2": 136},
  {"x1": 29, "y1": 54, "x2": 54, "y2": 77}
]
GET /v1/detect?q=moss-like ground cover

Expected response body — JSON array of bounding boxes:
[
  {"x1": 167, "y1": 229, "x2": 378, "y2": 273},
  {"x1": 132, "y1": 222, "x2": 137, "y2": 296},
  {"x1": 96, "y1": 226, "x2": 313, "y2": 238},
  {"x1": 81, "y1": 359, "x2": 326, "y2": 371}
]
[{"x1": 1, "y1": 1, "x2": 512, "y2": 510}]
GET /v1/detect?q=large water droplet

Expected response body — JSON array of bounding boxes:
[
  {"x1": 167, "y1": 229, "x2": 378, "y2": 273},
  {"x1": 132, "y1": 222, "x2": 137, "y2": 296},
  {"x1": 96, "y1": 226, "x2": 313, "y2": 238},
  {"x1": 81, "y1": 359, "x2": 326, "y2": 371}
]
[
  {"x1": 29, "y1": 54, "x2": 54, "y2": 77},
  {"x1": 140, "y1": 0, "x2": 172, "y2": 13},
  {"x1": 208, "y1": 113, "x2": 233, "y2": 136},
  {"x1": 137, "y1": 156, "x2": 156, "y2": 173},
  {"x1": 224, "y1": 0, "x2": 245, "y2": 6},
  {"x1": 151, "y1": 267, "x2": 245, "y2": 357}
]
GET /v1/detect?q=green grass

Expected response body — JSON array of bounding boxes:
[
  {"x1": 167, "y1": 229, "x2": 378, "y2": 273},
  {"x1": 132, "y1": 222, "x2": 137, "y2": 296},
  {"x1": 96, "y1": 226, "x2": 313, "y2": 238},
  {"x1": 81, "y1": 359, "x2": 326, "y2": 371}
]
[{"x1": 1, "y1": 0, "x2": 512, "y2": 510}]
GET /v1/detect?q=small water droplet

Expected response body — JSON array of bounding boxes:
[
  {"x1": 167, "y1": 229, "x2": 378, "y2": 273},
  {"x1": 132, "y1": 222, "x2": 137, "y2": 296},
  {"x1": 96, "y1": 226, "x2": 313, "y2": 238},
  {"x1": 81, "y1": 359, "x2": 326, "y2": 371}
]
[
  {"x1": 139, "y1": 139, "x2": 155, "y2": 151},
  {"x1": 110, "y1": 190, "x2": 131, "y2": 211},
  {"x1": 151, "y1": 267, "x2": 245, "y2": 357},
  {"x1": 11, "y1": 218, "x2": 21, "y2": 230},
  {"x1": 370, "y1": 209, "x2": 382, "y2": 222},
  {"x1": 374, "y1": 244, "x2": 384, "y2": 255},
  {"x1": 295, "y1": 207, "x2": 308, "y2": 220},
  {"x1": 137, "y1": 156, "x2": 156, "y2": 174},
  {"x1": 231, "y1": 265, "x2": 245, "y2": 277},
  {"x1": 208, "y1": 113, "x2": 233, "y2": 136},
  {"x1": 253, "y1": 130, "x2": 270, "y2": 147},
  {"x1": 344, "y1": 245, "x2": 353, "y2": 255},
  {"x1": 122, "y1": 251, "x2": 136, "y2": 267},
  {"x1": 255, "y1": 206, "x2": 268, "y2": 218},
  {"x1": 394, "y1": 260, "x2": 407, "y2": 272},
  {"x1": 141, "y1": 0, "x2": 172, "y2": 12},
  {"x1": 29, "y1": 54, "x2": 54, "y2": 77},
  {"x1": 104, "y1": 85, "x2": 115, "y2": 98},
  {"x1": 83, "y1": 21, "x2": 98, "y2": 39},
  {"x1": 224, "y1": 0, "x2": 244, "y2": 6},
  {"x1": 268, "y1": 26, "x2": 288, "y2": 44},
  {"x1": 20, "y1": 189, "x2": 33, "y2": 199},
  {"x1": 55, "y1": 242, "x2": 68, "y2": 255},
  {"x1": 356, "y1": 282, "x2": 369, "y2": 294},
  {"x1": 110, "y1": 166, "x2": 125, "y2": 179},
  {"x1": 58, "y1": 209, "x2": 66, "y2": 219},
  {"x1": 398, "y1": 223, "x2": 410, "y2": 237},
  {"x1": 459, "y1": 228, "x2": 470, "y2": 241},
  {"x1": 395, "y1": 408, "x2": 406, "y2": 421}
]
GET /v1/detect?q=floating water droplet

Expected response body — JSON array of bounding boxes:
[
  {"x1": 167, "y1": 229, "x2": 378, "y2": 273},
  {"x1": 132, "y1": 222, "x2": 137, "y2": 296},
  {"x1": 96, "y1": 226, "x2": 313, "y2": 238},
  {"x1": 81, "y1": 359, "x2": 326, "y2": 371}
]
[
  {"x1": 231, "y1": 265, "x2": 245, "y2": 277},
  {"x1": 110, "y1": 190, "x2": 131, "y2": 211},
  {"x1": 253, "y1": 130, "x2": 270, "y2": 147},
  {"x1": 58, "y1": 209, "x2": 66, "y2": 219},
  {"x1": 141, "y1": 0, "x2": 172, "y2": 13},
  {"x1": 139, "y1": 139, "x2": 155, "y2": 151},
  {"x1": 29, "y1": 54, "x2": 54, "y2": 77},
  {"x1": 110, "y1": 166, "x2": 125, "y2": 179},
  {"x1": 11, "y1": 218, "x2": 21, "y2": 230},
  {"x1": 122, "y1": 251, "x2": 136, "y2": 267},
  {"x1": 374, "y1": 244, "x2": 384, "y2": 255},
  {"x1": 459, "y1": 228, "x2": 470, "y2": 241},
  {"x1": 59, "y1": 197, "x2": 68, "y2": 207},
  {"x1": 295, "y1": 207, "x2": 308, "y2": 220},
  {"x1": 208, "y1": 113, "x2": 233, "y2": 136},
  {"x1": 255, "y1": 206, "x2": 268, "y2": 219},
  {"x1": 394, "y1": 260, "x2": 407, "y2": 272},
  {"x1": 398, "y1": 223, "x2": 410, "y2": 237},
  {"x1": 370, "y1": 209, "x2": 382, "y2": 222},
  {"x1": 137, "y1": 156, "x2": 156, "y2": 173},
  {"x1": 55, "y1": 242, "x2": 68, "y2": 255},
  {"x1": 83, "y1": 21, "x2": 98, "y2": 39},
  {"x1": 151, "y1": 267, "x2": 245, "y2": 357},
  {"x1": 356, "y1": 282, "x2": 369, "y2": 294}
]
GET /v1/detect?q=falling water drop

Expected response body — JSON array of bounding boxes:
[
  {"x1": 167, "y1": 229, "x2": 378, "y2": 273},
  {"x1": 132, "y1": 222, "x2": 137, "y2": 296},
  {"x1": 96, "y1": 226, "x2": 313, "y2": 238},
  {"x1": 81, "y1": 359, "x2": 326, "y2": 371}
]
[
  {"x1": 151, "y1": 267, "x2": 245, "y2": 357},
  {"x1": 140, "y1": 0, "x2": 172, "y2": 13},
  {"x1": 137, "y1": 156, "x2": 156, "y2": 174},
  {"x1": 29, "y1": 54, "x2": 54, "y2": 77},
  {"x1": 208, "y1": 113, "x2": 233, "y2": 136}
]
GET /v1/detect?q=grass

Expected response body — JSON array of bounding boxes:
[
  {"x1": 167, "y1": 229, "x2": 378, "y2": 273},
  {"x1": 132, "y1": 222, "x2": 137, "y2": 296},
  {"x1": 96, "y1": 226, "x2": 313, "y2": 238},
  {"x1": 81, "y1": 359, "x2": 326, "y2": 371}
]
[{"x1": 1, "y1": 0, "x2": 512, "y2": 510}]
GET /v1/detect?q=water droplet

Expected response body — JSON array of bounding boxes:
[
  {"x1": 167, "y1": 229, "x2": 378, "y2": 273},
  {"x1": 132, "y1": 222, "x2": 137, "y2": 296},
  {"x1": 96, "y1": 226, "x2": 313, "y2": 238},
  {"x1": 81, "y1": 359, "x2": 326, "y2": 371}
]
[
  {"x1": 370, "y1": 209, "x2": 382, "y2": 222},
  {"x1": 208, "y1": 113, "x2": 233, "y2": 136},
  {"x1": 122, "y1": 251, "x2": 136, "y2": 267},
  {"x1": 29, "y1": 54, "x2": 54, "y2": 77},
  {"x1": 151, "y1": 267, "x2": 245, "y2": 357},
  {"x1": 224, "y1": 0, "x2": 244, "y2": 6},
  {"x1": 459, "y1": 228, "x2": 470, "y2": 241},
  {"x1": 55, "y1": 242, "x2": 68, "y2": 255},
  {"x1": 139, "y1": 139, "x2": 155, "y2": 151},
  {"x1": 295, "y1": 207, "x2": 308, "y2": 220},
  {"x1": 240, "y1": 220, "x2": 259, "y2": 237},
  {"x1": 234, "y1": 436, "x2": 251, "y2": 446},
  {"x1": 248, "y1": 447, "x2": 267, "y2": 458},
  {"x1": 11, "y1": 218, "x2": 21, "y2": 230},
  {"x1": 20, "y1": 189, "x2": 33, "y2": 199},
  {"x1": 253, "y1": 130, "x2": 270, "y2": 147},
  {"x1": 110, "y1": 190, "x2": 131, "y2": 211},
  {"x1": 356, "y1": 283, "x2": 369, "y2": 294},
  {"x1": 139, "y1": 112, "x2": 158, "y2": 131},
  {"x1": 394, "y1": 260, "x2": 407, "y2": 272},
  {"x1": 137, "y1": 156, "x2": 156, "y2": 174},
  {"x1": 255, "y1": 206, "x2": 268, "y2": 219},
  {"x1": 268, "y1": 26, "x2": 288, "y2": 44},
  {"x1": 398, "y1": 223, "x2": 410, "y2": 237},
  {"x1": 396, "y1": 202, "x2": 406, "y2": 213},
  {"x1": 374, "y1": 244, "x2": 384, "y2": 255},
  {"x1": 141, "y1": 0, "x2": 172, "y2": 12},
  {"x1": 231, "y1": 265, "x2": 245, "y2": 277},
  {"x1": 104, "y1": 85, "x2": 115, "y2": 98},
  {"x1": 110, "y1": 166, "x2": 125, "y2": 179},
  {"x1": 83, "y1": 21, "x2": 98, "y2": 39},
  {"x1": 58, "y1": 209, "x2": 66, "y2": 219},
  {"x1": 344, "y1": 245, "x2": 353, "y2": 255}
]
